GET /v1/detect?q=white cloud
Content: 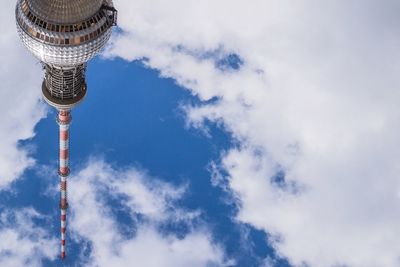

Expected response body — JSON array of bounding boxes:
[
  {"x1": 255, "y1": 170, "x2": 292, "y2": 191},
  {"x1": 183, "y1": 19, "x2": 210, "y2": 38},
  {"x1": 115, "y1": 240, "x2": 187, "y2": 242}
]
[
  {"x1": 0, "y1": 208, "x2": 58, "y2": 267},
  {"x1": 0, "y1": 0, "x2": 46, "y2": 188},
  {"x1": 106, "y1": 0, "x2": 400, "y2": 266},
  {"x1": 70, "y1": 159, "x2": 229, "y2": 267}
]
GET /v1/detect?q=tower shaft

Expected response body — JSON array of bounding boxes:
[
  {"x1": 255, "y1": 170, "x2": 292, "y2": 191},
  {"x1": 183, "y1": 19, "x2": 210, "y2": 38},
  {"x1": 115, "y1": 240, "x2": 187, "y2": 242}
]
[
  {"x1": 58, "y1": 110, "x2": 71, "y2": 260},
  {"x1": 16, "y1": 0, "x2": 117, "y2": 260}
]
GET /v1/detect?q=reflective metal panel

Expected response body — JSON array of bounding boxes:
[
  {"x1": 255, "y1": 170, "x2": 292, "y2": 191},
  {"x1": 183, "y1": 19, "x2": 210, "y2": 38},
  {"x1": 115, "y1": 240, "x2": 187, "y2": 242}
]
[{"x1": 17, "y1": 22, "x2": 112, "y2": 66}]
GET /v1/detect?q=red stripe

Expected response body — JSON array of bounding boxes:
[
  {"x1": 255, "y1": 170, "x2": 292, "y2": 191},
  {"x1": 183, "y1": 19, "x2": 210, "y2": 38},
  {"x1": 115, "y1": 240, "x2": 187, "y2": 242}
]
[
  {"x1": 61, "y1": 252, "x2": 66, "y2": 259},
  {"x1": 59, "y1": 111, "x2": 71, "y2": 122},
  {"x1": 60, "y1": 199, "x2": 67, "y2": 207},
  {"x1": 59, "y1": 111, "x2": 69, "y2": 116},
  {"x1": 61, "y1": 214, "x2": 66, "y2": 221},
  {"x1": 60, "y1": 131, "x2": 69, "y2": 140},
  {"x1": 61, "y1": 240, "x2": 66, "y2": 245},
  {"x1": 60, "y1": 149, "x2": 68, "y2": 159},
  {"x1": 60, "y1": 181, "x2": 67, "y2": 189},
  {"x1": 61, "y1": 228, "x2": 66, "y2": 233},
  {"x1": 59, "y1": 167, "x2": 69, "y2": 175}
]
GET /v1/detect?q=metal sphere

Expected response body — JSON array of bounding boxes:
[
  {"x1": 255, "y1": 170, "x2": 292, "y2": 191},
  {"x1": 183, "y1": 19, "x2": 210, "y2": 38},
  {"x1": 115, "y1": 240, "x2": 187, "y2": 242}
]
[{"x1": 15, "y1": 0, "x2": 115, "y2": 67}]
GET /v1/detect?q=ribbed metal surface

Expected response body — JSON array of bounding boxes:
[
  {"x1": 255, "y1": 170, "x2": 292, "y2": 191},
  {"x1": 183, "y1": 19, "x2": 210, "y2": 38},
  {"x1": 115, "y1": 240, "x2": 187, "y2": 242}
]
[
  {"x1": 27, "y1": 0, "x2": 103, "y2": 24},
  {"x1": 44, "y1": 65, "x2": 86, "y2": 100}
]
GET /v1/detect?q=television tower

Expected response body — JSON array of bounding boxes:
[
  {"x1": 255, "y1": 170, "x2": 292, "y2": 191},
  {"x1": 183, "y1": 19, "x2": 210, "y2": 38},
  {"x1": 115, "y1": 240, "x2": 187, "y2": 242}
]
[{"x1": 15, "y1": 0, "x2": 117, "y2": 260}]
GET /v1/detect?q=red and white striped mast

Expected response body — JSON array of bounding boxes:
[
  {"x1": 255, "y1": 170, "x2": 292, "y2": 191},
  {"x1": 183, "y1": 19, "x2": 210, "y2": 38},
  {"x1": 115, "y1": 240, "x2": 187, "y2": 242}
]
[
  {"x1": 15, "y1": 0, "x2": 118, "y2": 260},
  {"x1": 57, "y1": 110, "x2": 71, "y2": 260}
]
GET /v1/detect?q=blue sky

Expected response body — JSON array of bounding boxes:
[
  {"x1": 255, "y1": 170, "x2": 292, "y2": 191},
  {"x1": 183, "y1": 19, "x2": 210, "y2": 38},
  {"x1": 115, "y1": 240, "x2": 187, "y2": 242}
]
[
  {"x1": 15, "y1": 58, "x2": 283, "y2": 266},
  {"x1": 2, "y1": 0, "x2": 400, "y2": 267}
]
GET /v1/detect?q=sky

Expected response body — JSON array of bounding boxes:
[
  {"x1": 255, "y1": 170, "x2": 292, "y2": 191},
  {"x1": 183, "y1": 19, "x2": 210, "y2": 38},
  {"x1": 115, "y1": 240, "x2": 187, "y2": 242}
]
[{"x1": 1, "y1": 0, "x2": 400, "y2": 267}]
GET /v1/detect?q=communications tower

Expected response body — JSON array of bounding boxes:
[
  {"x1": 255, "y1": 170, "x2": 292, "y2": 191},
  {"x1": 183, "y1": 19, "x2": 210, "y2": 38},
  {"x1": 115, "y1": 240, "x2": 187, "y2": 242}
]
[{"x1": 15, "y1": 0, "x2": 117, "y2": 260}]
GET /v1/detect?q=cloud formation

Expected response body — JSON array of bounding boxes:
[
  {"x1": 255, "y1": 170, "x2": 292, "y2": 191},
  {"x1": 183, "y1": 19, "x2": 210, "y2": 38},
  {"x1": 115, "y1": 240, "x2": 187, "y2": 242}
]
[
  {"x1": 0, "y1": 0, "x2": 46, "y2": 188},
  {"x1": 106, "y1": 0, "x2": 400, "y2": 266},
  {"x1": 0, "y1": 208, "x2": 57, "y2": 267},
  {"x1": 69, "y1": 160, "x2": 229, "y2": 267}
]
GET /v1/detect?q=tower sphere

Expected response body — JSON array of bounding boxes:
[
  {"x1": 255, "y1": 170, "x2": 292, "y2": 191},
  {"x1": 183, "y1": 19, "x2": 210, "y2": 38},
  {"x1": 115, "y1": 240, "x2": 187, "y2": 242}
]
[{"x1": 15, "y1": 0, "x2": 116, "y2": 67}]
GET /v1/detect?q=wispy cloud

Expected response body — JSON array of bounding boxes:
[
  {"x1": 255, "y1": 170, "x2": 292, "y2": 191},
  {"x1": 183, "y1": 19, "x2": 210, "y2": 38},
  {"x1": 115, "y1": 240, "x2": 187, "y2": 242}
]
[
  {"x1": 0, "y1": 0, "x2": 46, "y2": 188},
  {"x1": 69, "y1": 159, "x2": 231, "y2": 267},
  {"x1": 0, "y1": 208, "x2": 57, "y2": 267}
]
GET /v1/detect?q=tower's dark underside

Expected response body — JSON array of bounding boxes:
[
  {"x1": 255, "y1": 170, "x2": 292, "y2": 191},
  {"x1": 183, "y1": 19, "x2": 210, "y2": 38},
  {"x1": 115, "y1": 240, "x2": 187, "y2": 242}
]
[{"x1": 42, "y1": 65, "x2": 87, "y2": 108}]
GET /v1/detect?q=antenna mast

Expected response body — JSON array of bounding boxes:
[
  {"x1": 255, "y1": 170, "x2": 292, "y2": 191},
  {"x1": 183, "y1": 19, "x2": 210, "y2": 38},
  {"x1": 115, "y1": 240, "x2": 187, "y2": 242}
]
[{"x1": 58, "y1": 110, "x2": 71, "y2": 260}]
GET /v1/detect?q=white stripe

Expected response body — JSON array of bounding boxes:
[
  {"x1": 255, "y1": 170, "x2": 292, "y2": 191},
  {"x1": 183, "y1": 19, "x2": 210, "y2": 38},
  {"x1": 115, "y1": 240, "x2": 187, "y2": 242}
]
[
  {"x1": 61, "y1": 233, "x2": 66, "y2": 240},
  {"x1": 61, "y1": 221, "x2": 66, "y2": 228},
  {"x1": 59, "y1": 159, "x2": 69, "y2": 167},
  {"x1": 60, "y1": 141, "x2": 69, "y2": 150},
  {"x1": 60, "y1": 176, "x2": 67, "y2": 182},
  {"x1": 61, "y1": 210, "x2": 66, "y2": 216},
  {"x1": 60, "y1": 124, "x2": 69, "y2": 131},
  {"x1": 61, "y1": 191, "x2": 66, "y2": 198},
  {"x1": 61, "y1": 245, "x2": 65, "y2": 252}
]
